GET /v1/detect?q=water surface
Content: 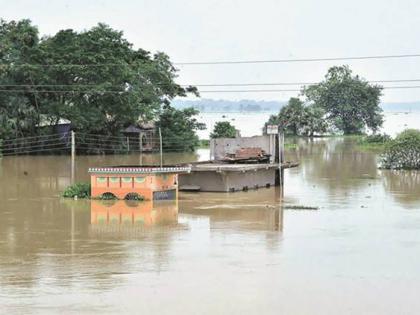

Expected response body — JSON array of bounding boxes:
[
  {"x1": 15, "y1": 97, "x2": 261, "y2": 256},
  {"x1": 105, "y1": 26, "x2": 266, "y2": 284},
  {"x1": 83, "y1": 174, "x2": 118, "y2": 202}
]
[{"x1": 1, "y1": 137, "x2": 420, "y2": 314}]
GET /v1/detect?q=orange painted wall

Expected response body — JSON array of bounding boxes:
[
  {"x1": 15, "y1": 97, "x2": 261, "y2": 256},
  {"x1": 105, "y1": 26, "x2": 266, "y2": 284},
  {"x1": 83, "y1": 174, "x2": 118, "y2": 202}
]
[{"x1": 90, "y1": 173, "x2": 178, "y2": 200}]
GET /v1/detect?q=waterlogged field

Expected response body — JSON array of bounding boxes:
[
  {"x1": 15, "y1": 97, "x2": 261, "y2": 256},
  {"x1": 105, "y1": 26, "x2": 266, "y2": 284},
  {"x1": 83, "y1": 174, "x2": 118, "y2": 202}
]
[{"x1": 1, "y1": 134, "x2": 420, "y2": 314}]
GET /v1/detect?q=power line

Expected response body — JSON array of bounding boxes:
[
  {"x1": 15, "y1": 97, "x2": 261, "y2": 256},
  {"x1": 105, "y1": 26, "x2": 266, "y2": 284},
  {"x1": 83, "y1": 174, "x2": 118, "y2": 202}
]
[
  {"x1": 197, "y1": 86, "x2": 420, "y2": 93},
  {"x1": 3, "y1": 78, "x2": 420, "y2": 88},
  {"x1": 3, "y1": 85, "x2": 420, "y2": 94},
  {"x1": 185, "y1": 79, "x2": 420, "y2": 87},
  {"x1": 0, "y1": 89, "x2": 128, "y2": 94},
  {"x1": 2, "y1": 53, "x2": 420, "y2": 68},
  {"x1": 174, "y1": 54, "x2": 420, "y2": 65}
]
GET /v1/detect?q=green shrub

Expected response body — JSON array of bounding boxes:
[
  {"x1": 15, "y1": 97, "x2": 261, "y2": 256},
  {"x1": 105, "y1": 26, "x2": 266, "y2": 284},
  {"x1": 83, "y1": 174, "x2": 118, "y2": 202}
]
[
  {"x1": 380, "y1": 129, "x2": 420, "y2": 169},
  {"x1": 359, "y1": 133, "x2": 391, "y2": 144},
  {"x1": 63, "y1": 183, "x2": 91, "y2": 199}
]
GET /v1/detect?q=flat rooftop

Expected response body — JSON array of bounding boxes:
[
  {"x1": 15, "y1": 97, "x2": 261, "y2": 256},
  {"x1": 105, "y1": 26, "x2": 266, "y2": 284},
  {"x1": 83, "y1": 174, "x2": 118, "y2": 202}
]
[
  {"x1": 186, "y1": 161, "x2": 299, "y2": 172},
  {"x1": 189, "y1": 163, "x2": 279, "y2": 172}
]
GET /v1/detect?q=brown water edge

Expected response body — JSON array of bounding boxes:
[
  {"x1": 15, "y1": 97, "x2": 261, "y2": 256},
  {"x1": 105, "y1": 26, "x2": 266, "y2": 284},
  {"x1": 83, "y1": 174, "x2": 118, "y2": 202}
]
[{"x1": 1, "y1": 137, "x2": 420, "y2": 314}]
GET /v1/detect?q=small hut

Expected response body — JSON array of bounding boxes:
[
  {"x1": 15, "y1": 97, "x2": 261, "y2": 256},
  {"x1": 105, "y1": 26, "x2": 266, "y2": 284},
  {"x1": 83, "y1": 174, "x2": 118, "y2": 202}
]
[{"x1": 122, "y1": 122, "x2": 157, "y2": 152}]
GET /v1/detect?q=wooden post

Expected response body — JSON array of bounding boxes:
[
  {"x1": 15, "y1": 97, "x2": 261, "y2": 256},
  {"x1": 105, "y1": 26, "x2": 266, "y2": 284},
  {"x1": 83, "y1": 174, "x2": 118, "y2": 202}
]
[
  {"x1": 139, "y1": 132, "x2": 143, "y2": 165},
  {"x1": 71, "y1": 131, "x2": 75, "y2": 184},
  {"x1": 159, "y1": 127, "x2": 163, "y2": 167},
  {"x1": 278, "y1": 130, "x2": 285, "y2": 198},
  {"x1": 126, "y1": 136, "x2": 130, "y2": 152}
]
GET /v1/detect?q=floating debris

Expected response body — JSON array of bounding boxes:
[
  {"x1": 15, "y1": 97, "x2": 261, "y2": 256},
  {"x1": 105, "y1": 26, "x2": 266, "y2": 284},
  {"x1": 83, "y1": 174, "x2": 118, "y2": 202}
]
[{"x1": 283, "y1": 205, "x2": 319, "y2": 210}]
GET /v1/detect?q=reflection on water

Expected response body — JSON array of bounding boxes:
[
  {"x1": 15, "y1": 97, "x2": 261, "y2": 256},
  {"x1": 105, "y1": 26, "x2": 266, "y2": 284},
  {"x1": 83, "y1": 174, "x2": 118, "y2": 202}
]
[
  {"x1": 381, "y1": 170, "x2": 420, "y2": 207},
  {"x1": 283, "y1": 137, "x2": 420, "y2": 209},
  {"x1": 90, "y1": 200, "x2": 179, "y2": 236},
  {"x1": 180, "y1": 187, "x2": 283, "y2": 232},
  {"x1": 1, "y1": 136, "x2": 420, "y2": 314}
]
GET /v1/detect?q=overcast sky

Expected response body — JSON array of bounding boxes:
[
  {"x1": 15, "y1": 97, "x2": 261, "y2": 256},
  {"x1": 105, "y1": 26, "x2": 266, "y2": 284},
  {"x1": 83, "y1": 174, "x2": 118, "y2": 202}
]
[{"x1": 3, "y1": 0, "x2": 420, "y2": 102}]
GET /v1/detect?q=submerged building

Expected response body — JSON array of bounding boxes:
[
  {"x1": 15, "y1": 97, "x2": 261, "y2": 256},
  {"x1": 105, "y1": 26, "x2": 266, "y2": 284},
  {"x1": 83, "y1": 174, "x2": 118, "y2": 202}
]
[{"x1": 89, "y1": 166, "x2": 191, "y2": 200}]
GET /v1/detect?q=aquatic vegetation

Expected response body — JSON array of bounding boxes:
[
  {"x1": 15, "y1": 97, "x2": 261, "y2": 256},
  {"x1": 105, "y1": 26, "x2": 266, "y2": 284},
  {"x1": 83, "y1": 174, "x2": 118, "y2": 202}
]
[
  {"x1": 63, "y1": 183, "x2": 91, "y2": 199},
  {"x1": 357, "y1": 133, "x2": 391, "y2": 150},
  {"x1": 380, "y1": 129, "x2": 420, "y2": 169},
  {"x1": 285, "y1": 143, "x2": 298, "y2": 150}
]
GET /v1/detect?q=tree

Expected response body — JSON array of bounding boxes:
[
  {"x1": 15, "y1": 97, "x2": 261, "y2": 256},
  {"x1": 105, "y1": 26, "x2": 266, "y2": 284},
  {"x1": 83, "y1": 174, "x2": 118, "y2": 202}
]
[
  {"x1": 156, "y1": 106, "x2": 205, "y2": 152},
  {"x1": 304, "y1": 65, "x2": 383, "y2": 134},
  {"x1": 210, "y1": 121, "x2": 237, "y2": 138},
  {"x1": 0, "y1": 19, "x2": 41, "y2": 139},
  {"x1": 380, "y1": 129, "x2": 420, "y2": 169},
  {"x1": 0, "y1": 19, "x2": 198, "y2": 146},
  {"x1": 264, "y1": 97, "x2": 327, "y2": 136}
]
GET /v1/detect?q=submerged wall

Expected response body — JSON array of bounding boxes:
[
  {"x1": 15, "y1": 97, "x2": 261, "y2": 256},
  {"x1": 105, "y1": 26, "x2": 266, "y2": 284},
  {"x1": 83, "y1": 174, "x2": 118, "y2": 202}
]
[{"x1": 179, "y1": 168, "x2": 276, "y2": 192}]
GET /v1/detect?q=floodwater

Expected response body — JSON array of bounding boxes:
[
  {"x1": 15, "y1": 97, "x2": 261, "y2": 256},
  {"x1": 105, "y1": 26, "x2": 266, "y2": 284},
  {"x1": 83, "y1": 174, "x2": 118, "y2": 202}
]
[
  {"x1": 196, "y1": 110, "x2": 420, "y2": 138},
  {"x1": 1, "y1": 139, "x2": 420, "y2": 314}
]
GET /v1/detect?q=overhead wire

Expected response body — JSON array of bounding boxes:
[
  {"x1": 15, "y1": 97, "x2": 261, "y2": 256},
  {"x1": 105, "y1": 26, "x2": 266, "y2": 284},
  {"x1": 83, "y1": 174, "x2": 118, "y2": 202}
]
[
  {"x1": 2, "y1": 53, "x2": 420, "y2": 67},
  {"x1": 2, "y1": 78, "x2": 420, "y2": 88}
]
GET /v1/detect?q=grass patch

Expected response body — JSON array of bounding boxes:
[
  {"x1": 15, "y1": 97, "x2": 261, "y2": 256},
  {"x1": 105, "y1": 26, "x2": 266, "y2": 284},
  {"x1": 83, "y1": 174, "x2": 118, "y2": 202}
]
[{"x1": 63, "y1": 183, "x2": 91, "y2": 199}]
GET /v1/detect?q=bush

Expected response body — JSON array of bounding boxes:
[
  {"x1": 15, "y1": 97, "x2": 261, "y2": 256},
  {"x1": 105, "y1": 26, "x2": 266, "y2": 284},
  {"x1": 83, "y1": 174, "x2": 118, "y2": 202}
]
[
  {"x1": 357, "y1": 133, "x2": 391, "y2": 149},
  {"x1": 63, "y1": 183, "x2": 91, "y2": 199},
  {"x1": 359, "y1": 133, "x2": 391, "y2": 144},
  {"x1": 380, "y1": 129, "x2": 420, "y2": 169}
]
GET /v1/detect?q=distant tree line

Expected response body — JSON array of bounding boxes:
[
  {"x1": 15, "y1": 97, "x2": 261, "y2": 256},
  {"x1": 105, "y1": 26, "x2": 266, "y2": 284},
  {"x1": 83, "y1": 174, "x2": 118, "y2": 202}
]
[
  {"x1": 0, "y1": 19, "x2": 203, "y2": 153},
  {"x1": 265, "y1": 66, "x2": 384, "y2": 136}
]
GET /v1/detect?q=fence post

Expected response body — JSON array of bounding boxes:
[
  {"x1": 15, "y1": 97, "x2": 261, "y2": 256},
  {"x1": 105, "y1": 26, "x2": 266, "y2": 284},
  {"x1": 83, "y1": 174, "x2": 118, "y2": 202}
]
[
  {"x1": 159, "y1": 127, "x2": 163, "y2": 167},
  {"x1": 139, "y1": 132, "x2": 143, "y2": 165},
  {"x1": 278, "y1": 130, "x2": 284, "y2": 198},
  {"x1": 71, "y1": 131, "x2": 75, "y2": 184}
]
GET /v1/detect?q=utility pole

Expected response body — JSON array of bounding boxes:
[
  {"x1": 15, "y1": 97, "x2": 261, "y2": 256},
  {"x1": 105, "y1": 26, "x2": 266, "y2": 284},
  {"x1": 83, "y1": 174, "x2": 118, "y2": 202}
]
[
  {"x1": 159, "y1": 127, "x2": 163, "y2": 167},
  {"x1": 71, "y1": 131, "x2": 75, "y2": 184}
]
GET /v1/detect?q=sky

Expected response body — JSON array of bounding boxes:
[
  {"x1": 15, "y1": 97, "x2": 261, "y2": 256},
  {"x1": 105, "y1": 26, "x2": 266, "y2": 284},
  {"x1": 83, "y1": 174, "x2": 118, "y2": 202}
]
[{"x1": 2, "y1": 0, "x2": 420, "y2": 102}]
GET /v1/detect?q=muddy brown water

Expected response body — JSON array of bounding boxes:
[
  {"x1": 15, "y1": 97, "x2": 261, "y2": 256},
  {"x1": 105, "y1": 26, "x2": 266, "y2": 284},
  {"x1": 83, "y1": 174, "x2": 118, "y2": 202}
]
[{"x1": 1, "y1": 138, "x2": 420, "y2": 314}]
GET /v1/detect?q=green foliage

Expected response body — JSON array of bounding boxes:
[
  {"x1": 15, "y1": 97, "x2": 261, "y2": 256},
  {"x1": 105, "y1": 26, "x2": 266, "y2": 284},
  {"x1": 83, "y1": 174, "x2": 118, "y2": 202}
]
[
  {"x1": 304, "y1": 65, "x2": 383, "y2": 134},
  {"x1": 358, "y1": 133, "x2": 391, "y2": 145},
  {"x1": 0, "y1": 19, "x2": 197, "y2": 147},
  {"x1": 63, "y1": 183, "x2": 91, "y2": 198},
  {"x1": 380, "y1": 129, "x2": 420, "y2": 169},
  {"x1": 362, "y1": 134, "x2": 391, "y2": 144},
  {"x1": 157, "y1": 106, "x2": 205, "y2": 152},
  {"x1": 199, "y1": 139, "x2": 210, "y2": 147},
  {"x1": 210, "y1": 121, "x2": 237, "y2": 138},
  {"x1": 264, "y1": 97, "x2": 328, "y2": 136},
  {"x1": 285, "y1": 143, "x2": 298, "y2": 150}
]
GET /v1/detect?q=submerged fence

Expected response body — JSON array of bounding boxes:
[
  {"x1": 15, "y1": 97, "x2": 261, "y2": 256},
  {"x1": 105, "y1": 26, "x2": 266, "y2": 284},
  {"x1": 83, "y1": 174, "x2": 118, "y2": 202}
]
[{"x1": 0, "y1": 131, "x2": 204, "y2": 157}]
